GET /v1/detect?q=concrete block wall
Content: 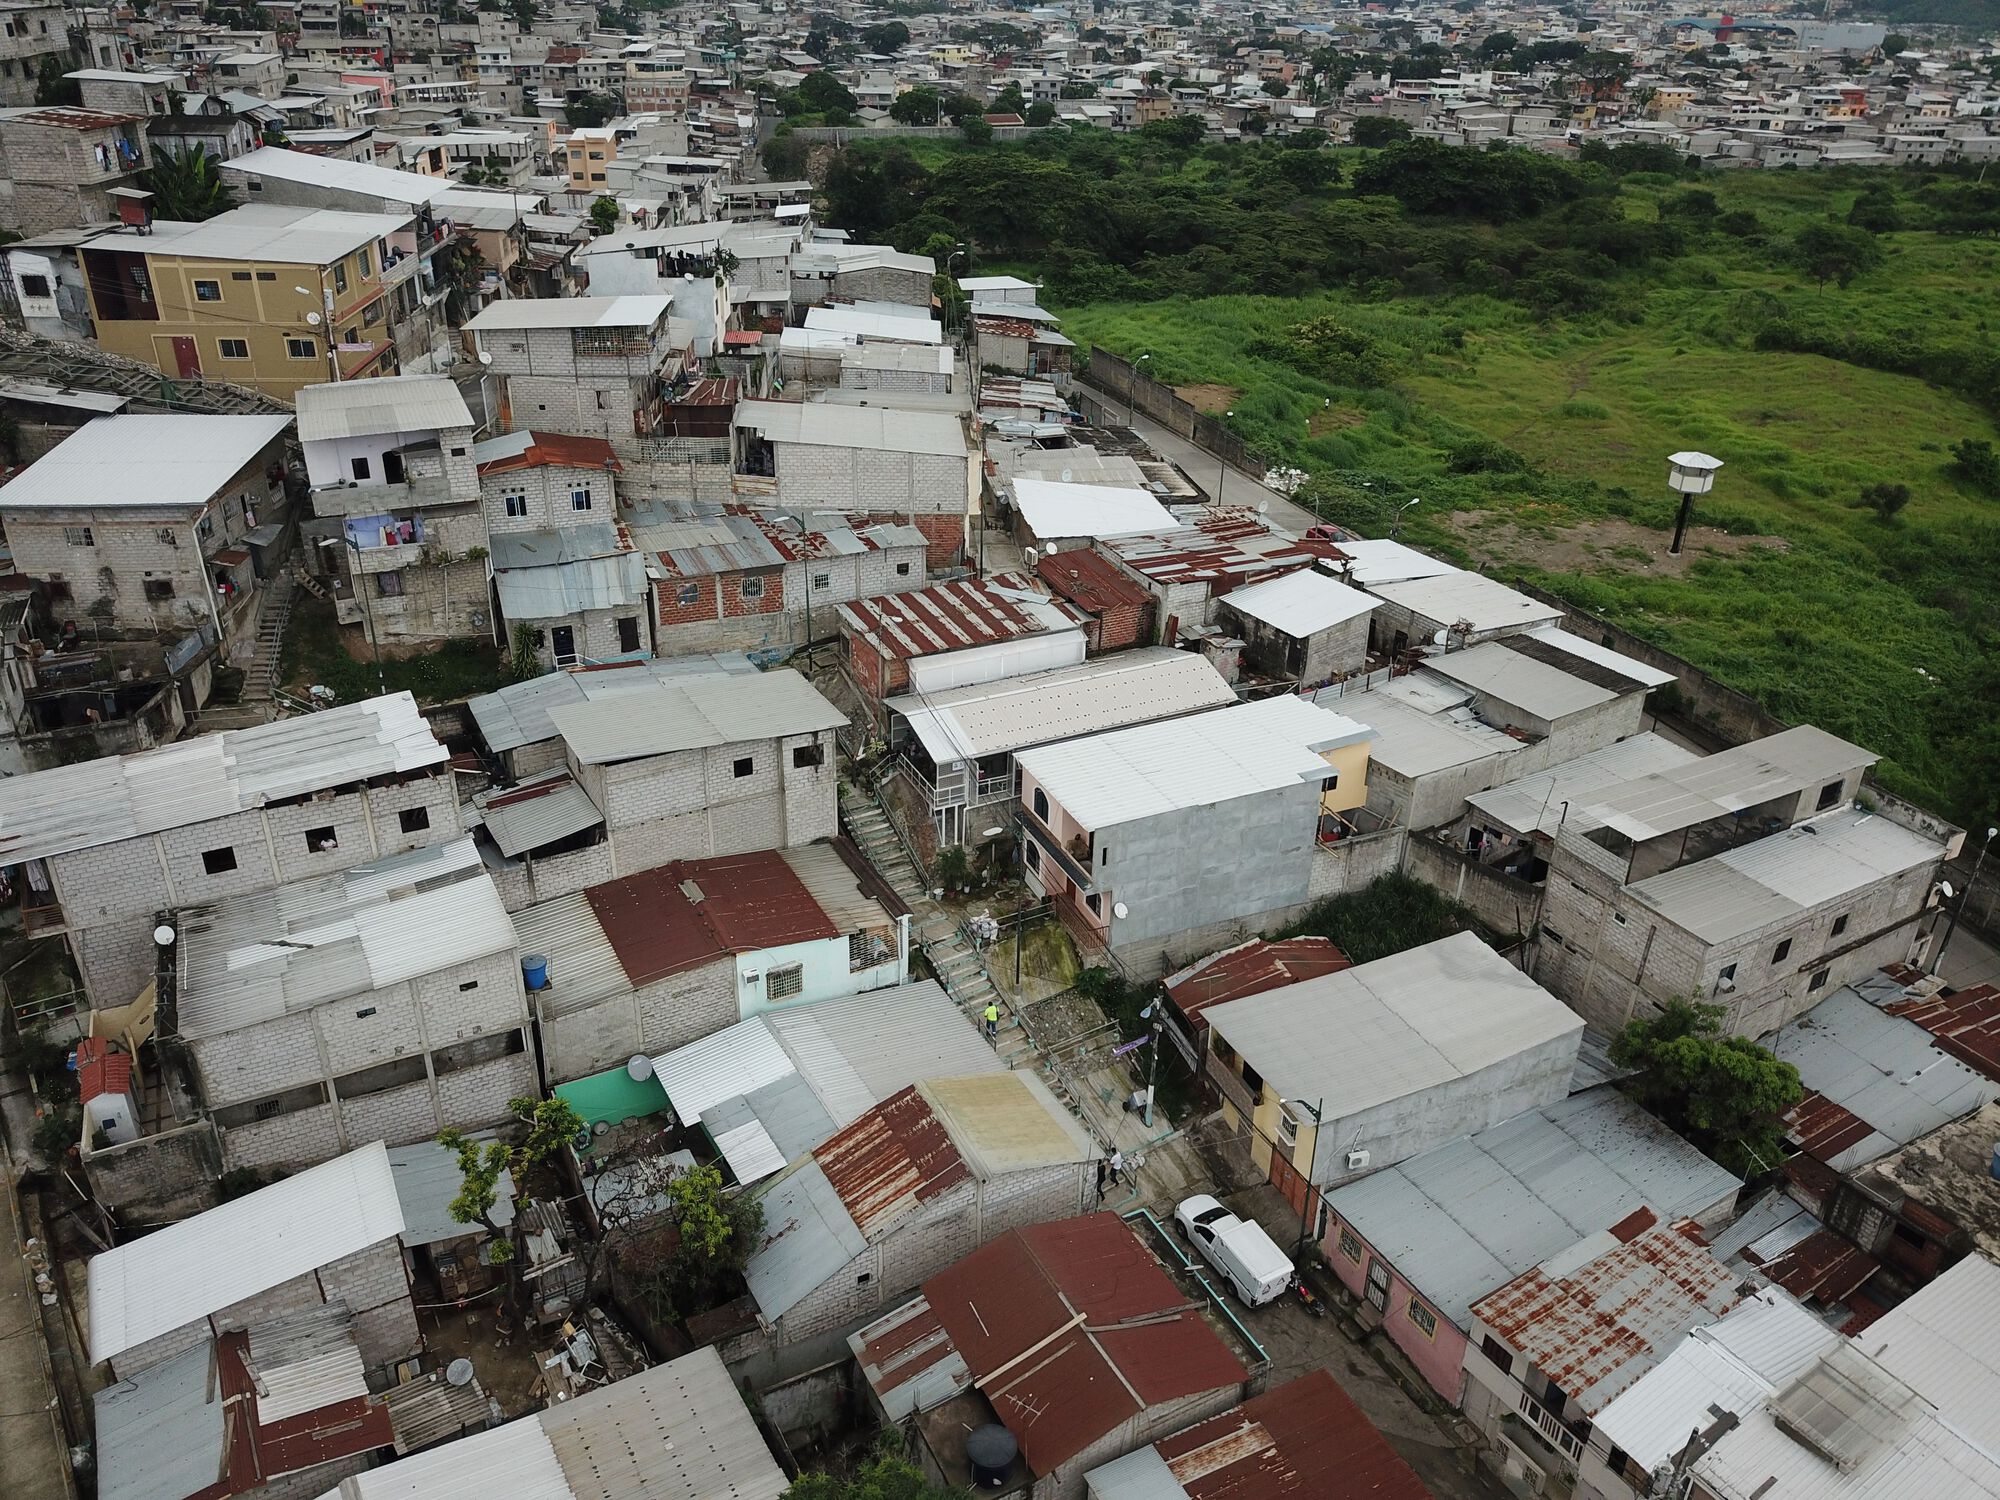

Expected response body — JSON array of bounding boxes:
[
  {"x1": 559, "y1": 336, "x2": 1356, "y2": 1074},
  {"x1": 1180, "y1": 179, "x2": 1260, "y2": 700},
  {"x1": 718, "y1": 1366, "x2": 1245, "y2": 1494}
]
[
  {"x1": 632, "y1": 957, "x2": 736, "y2": 1055},
  {"x1": 316, "y1": 982, "x2": 425, "y2": 1078},
  {"x1": 537, "y1": 952, "x2": 733, "y2": 1084},
  {"x1": 435, "y1": 1049, "x2": 537, "y2": 1129},
  {"x1": 506, "y1": 373, "x2": 645, "y2": 442},
  {"x1": 193, "y1": 1014, "x2": 325, "y2": 1109},
  {"x1": 482, "y1": 462, "x2": 615, "y2": 537},
  {"x1": 771, "y1": 443, "x2": 970, "y2": 519},
  {"x1": 515, "y1": 604, "x2": 645, "y2": 671},
  {"x1": 337, "y1": 1076, "x2": 442, "y2": 1146},
  {"x1": 81, "y1": 1119, "x2": 224, "y2": 1222},
  {"x1": 71, "y1": 916, "x2": 157, "y2": 1010},
  {"x1": 219, "y1": 1101, "x2": 342, "y2": 1174},
  {"x1": 6, "y1": 514, "x2": 223, "y2": 635},
  {"x1": 491, "y1": 841, "x2": 616, "y2": 914},
  {"x1": 109, "y1": 1319, "x2": 216, "y2": 1382}
]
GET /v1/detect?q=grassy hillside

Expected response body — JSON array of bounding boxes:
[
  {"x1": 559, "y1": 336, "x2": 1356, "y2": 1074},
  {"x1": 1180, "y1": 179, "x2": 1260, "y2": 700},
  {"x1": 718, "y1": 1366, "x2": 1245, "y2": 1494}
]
[{"x1": 814, "y1": 129, "x2": 2000, "y2": 824}]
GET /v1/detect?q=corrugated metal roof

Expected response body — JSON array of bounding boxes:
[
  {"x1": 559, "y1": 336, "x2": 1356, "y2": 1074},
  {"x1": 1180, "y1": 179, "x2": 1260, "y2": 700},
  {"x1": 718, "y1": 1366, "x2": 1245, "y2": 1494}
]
[
  {"x1": 1423, "y1": 639, "x2": 1619, "y2": 719},
  {"x1": 86, "y1": 203, "x2": 407, "y2": 268},
  {"x1": 464, "y1": 293, "x2": 671, "y2": 331},
  {"x1": 221, "y1": 144, "x2": 455, "y2": 205},
  {"x1": 1466, "y1": 732, "x2": 1700, "y2": 839},
  {"x1": 1164, "y1": 937, "x2": 1352, "y2": 1026},
  {"x1": 1203, "y1": 932, "x2": 1582, "y2": 1157},
  {"x1": 1631, "y1": 810, "x2": 1945, "y2": 944},
  {"x1": 548, "y1": 668, "x2": 845, "y2": 765},
  {"x1": 1362, "y1": 571, "x2": 1564, "y2": 635},
  {"x1": 1864, "y1": 1253, "x2": 2000, "y2": 1452},
  {"x1": 654, "y1": 1016, "x2": 796, "y2": 1127},
  {"x1": 90, "y1": 1142, "x2": 404, "y2": 1365},
  {"x1": 736, "y1": 397, "x2": 964, "y2": 454},
  {"x1": 1771, "y1": 985, "x2": 1999, "y2": 1169},
  {"x1": 473, "y1": 770, "x2": 604, "y2": 860},
  {"x1": 919, "y1": 1071, "x2": 1096, "y2": 1178},
  {"x1": 1217, "y1": 567, "x2": 1376, "y2": 638},
  {"x1": 467, "y1": 654, "x2": 757, "y2": 754},
  {"x1": 838, "y1": 574, "x2": 1076, "y2": 663},
  {"x1": 0, "y1": 413, "x2": 291, "y2": 512},
  {"x1": 888, "y1": 647, "x2": 1235, "y2": 765},
  {"x1": 587, "y1": 850, "x2": 837, "y2": 987},
  {"x1": 779, "y1": 841, "x2": 898, "y2": 935},
  {"x1": 296, "y1": 376, "x2": 471, "y2": 442},
  {"x1": 380, "y1": 1372, "x2": 490, "y2": 1455},
  {"x1": 1331, "y1": 539, "x2": 1462, "y2": 587},
  {"x1": 741, "y1": 1160, "x2": 868, "y2": 1321},
  {"x1": 815, "y1": 1085, "x2": 969, "y2": 1237},
  {"x1": 473, "y1": 430, "x2": 621, "y2": 478},
  {"x1": 331, "y1": 1347, "x2": 783, "y2": 1500},
  {"x1": 93, "y1": 1341, "x2": 226, "y2": 1500},
  {"x1": 1326, "y1": 1091, "x2": 1740, "y2": 1328},
  {"x1": 1010, "y1": 478, "x2": 1178, "y2": 542},
  {"x1": 386, "y1": 1139, "x2": 514, "y2": 1248},
  {"x1": 1521, "y1": 625, "x2": 1679, "y2": 689},
  {"x1": 1886, "y1": 982, "x2": 2000, "y2": 1085},
  {"x1": 487, "y1": 521, "x2": 630, "y2": 570},
  {"x1": 495, "y1": 550, "x2": 649, "y2": 620},
  {"x1": 1471, "y1": 1219, "x2": 1746, "y2": 1415},
  {"x1": 1105, "y1": 511, "x2": 1318, "y2": 589},
  {"x1": 1592, "y1": 1288, "x2": 1837, "y2": 1474},
  {"x1": 0, "y1": 691, "x2": 443, "y2": 866},
  {"x1": 914, "y1": 1214, "x2": 1249, "y2": 1476},
  {"x1": 247, "y1": 1303, "x2": 372, "y2": 1424},
  {"x1": 1329, "y1": 682, "x2": 1521, "y2": 780},
  {"x1": 799, "y1": 306, "x2": 943, "y2": 346},
  {"x1": 176, "y1": 839, "x2": 516, "y2": 1039},
  {"x1": 1014, "y1": 694, "x2": 1372, "y2": 831},
  {"x1": 509, "y1": 890, "x2": 627, "y2": 1018},
  {"x1": 1574, "y1": 725, "x2": 1877, "y2": 844}
]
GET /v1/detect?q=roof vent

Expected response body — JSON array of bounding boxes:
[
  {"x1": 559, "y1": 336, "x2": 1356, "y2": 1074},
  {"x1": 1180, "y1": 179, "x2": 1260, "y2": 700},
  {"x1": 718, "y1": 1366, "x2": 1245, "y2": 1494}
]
[{"x1": 679, "y1": 878, "x2": 705, "y2": 903}]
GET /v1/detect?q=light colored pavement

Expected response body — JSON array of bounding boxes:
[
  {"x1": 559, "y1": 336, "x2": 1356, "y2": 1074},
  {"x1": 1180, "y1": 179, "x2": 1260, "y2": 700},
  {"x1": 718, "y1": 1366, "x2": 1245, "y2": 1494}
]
[
  {"x1": 1074, "y1": 380, "x2": 1324, "y2": 534},
  {"x1": 1939, "y1": 925, "x2": 2000, "y2": 992}
]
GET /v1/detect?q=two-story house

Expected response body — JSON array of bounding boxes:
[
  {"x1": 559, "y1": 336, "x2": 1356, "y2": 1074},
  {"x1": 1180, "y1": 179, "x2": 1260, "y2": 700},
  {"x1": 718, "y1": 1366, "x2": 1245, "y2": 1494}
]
[
  {"x1": 1013, "y1": 694, "x2": 1376, "y2": 977},
  {"x1": 0, "y1": 413, "x2": 291, "y2": 644},
  {"x1": 297, "y1": 375, "x2": 490, "y2": 644},
  {"x1": 0, "y1": 104, "x2": 148, "y2": 235},
  {"x1": 0, "y1": 4, "x2": 75, "y2": 107},
  {"x1": 465, "y1": 294, "x2": 684, "y2": 448}
]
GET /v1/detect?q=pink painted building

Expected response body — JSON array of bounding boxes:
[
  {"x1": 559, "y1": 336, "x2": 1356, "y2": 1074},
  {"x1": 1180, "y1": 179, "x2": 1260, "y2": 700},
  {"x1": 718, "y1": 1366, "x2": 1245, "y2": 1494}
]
[{"x1": 1316, "y1": 1089, "x2": 1741, "y2": 1404}]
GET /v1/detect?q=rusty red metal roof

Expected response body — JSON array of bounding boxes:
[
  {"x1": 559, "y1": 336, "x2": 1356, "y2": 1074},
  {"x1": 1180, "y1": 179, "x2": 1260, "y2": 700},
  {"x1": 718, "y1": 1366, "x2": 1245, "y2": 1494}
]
[
  {"x1": 722, "y1": 329, "x2": 765, "y2": 347},
  {"x1": 476, "y1": 430, "x2": 622, "y2": 478},
  {"x1": 815, "y1": 1086, "x2": 969, "y2": 1236},
  {"x1": 1470, "y1": 1219, "x2": 1745, "y2": 1415},
  {"x1": 837, "y1": 574, "x2": 1071, "y2": 662},
  {"x1": 973, "y1": 314, "x2": 1044, "y2": 340},
  {"x1": 586, "y1": 850, "x2": 838, "y2": 987},
  {"x1": 208, "y1": 1328, "x2": 392, "y2": 1497},
  {"x1": 1745, "y1": 1227, "x2": 1879, "y2": 1307},
  {"x1": 18, "y1": 107, "x2": 144, "y2": 129},
  {"x1": 1887, "y1": 984, "x2": 2000, "y2": 1084},
  {"x1": 1163, "y1": 937, "x2": 1352, "y2": 1029},
  {"x1": 1152, "y1": 1369, "x2": 1435, "y2": 1500},
  {"x1": 1785, "y1": 1089, "x2": 1877, "y2": 1162},
  {"x1": 1103, "y1": 510, "x2": 1317, "y2": 589},
  {"x1": 1035, "y1": 548, "x2": 1152, "y2": 617},
  {"x1": 922, "y1": 1213, "x2": 1247, "y2": 1476},
  {"x1": 668, "y1": 376, "x2": 739, "y2": 407}
]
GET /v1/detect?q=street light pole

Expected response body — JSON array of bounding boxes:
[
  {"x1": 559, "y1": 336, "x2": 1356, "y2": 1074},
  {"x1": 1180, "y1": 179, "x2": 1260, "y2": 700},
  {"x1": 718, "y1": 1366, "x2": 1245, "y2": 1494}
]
[
  {"x1": 1936, "y1": 826, "x2": 1998, "y2": 977},
  {"x1": 1391, "y1": 496, "x2": 1420, "y2": 538},
  {"x1": 1138, "y1": 1000, "x2": 1165, "y2": 1127},
  {"x1": 1214, "y1": 409, "x2": 1234, "y2": 507},
  {"x1": 1124, "y1": 352, "x2": 1151, "y2": 426}
]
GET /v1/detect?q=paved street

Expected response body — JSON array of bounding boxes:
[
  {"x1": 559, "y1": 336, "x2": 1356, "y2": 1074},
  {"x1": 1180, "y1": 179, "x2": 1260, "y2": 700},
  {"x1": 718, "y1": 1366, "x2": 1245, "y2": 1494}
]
[
  {"x1": 0, "y1": 1153, "x2": 70, "y2": 1500},
  {"x1": 1939, "y1": 925, "x2": 2000, "y2": 992}
]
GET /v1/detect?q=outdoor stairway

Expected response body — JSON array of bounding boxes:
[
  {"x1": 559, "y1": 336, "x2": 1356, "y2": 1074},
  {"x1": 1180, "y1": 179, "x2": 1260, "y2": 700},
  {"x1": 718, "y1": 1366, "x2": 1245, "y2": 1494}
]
[
  {"x1": 245, "y1": 569, "x2": 296, "y2": 701},
  {"x1": 838, "y1": 785, "x2": 1027, "y2": 1065},
  {"x1": 0, "y1": 327, "x2": 291, "y2": 416}
]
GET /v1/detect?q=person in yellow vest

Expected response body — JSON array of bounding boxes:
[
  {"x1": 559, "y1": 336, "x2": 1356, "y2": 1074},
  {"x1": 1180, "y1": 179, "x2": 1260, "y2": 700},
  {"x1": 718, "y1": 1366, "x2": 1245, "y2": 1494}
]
[{"x1": 984, "y1": 1001, "x2": 1000, "y2": 1041}]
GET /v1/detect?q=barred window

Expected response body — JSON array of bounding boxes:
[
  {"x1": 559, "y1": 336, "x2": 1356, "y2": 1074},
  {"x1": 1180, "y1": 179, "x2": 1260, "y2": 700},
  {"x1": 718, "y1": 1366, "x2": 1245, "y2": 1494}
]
[{"x1": 766, "y1": 963, "x2": 803, "y2": 1000}]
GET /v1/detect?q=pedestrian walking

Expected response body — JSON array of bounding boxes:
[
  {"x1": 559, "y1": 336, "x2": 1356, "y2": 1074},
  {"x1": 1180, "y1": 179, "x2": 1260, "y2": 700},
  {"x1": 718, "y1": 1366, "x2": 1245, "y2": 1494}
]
[
  {"x1": 1108, "y1": 1148, "x2": 1124, "y2": 1186},
  {"x1": 984, "y1": 1001, "x2": 1000, "y2": 1041}
]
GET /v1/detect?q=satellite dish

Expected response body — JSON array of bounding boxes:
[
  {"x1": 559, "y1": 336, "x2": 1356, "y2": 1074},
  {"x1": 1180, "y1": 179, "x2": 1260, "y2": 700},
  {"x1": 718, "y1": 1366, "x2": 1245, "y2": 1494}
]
[
  {"x1": 1432, "y1": 628, "x2": 1449, "y2": 646},
  {"x1": 626, "y1": 1053, "x2": 654, "y2": 1081},
  {"x1": 152, "y1": 923, "x2": 176, "y2": 947},
  {"x1": 305, "y1": 312, "x2": 322, "y2": 325},
  {"x1": 1112, "y1": 902, "x2": 1129, "y2": 920},
  {"x1": 1940, "y1": 881, "x2": 1956, "y2": 899},
  {"x1": 478, "y1": 350, "x2": 493, "y2": 365},
  {"x1": 1257, "y1": 500, "x2": 1268, "y2": 514},
  {"x1": 1060, "y1": 467, "x2": 1073, "y2": 482},
  {"x1": 445, "y1": 1358, "x2": 475, "y2": 1387},
  {"x1": 1045, "y1": 538, "x2": 1060, "y2": 555}
]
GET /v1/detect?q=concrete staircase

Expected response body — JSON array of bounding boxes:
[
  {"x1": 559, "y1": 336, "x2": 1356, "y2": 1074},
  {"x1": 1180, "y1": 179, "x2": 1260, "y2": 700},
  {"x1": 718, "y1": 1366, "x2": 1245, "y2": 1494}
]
[
  {"x1": 244, "y1": 569, "x2": 296, "y2": 701},
  {"x1": 0, "y1": 327, "x2": 292, "y2": 416},
  {"x1": 838, "y1": 784, "x2": 1034, "y2": 1069}
]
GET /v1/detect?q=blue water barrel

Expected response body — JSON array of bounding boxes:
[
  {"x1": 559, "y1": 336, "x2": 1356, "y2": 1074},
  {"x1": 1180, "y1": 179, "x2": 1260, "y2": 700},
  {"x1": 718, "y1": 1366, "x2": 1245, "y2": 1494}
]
[{"x1": 521, "y1": 953, "x2": 549, "y2": 991}]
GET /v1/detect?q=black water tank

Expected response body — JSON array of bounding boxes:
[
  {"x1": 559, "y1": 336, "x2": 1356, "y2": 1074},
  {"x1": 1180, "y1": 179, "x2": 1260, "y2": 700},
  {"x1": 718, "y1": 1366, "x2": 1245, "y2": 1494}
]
[{"x1": 966, "y1": 1424, "x2": 1018, "y2": 1490}]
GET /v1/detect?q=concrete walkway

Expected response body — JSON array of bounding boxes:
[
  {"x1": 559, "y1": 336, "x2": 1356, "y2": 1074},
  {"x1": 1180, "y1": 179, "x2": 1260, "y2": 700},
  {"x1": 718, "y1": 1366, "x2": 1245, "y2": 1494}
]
[
  {"x1": 0, "y1": 1158, "x2": 72, "y2": 1500},
  {"x1": 1940, "y1": 925, "x2": 2000, "y2": 993}
]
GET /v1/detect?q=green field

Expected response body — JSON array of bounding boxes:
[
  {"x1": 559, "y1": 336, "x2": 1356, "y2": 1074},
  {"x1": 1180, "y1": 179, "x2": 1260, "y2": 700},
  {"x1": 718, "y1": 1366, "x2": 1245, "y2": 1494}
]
[{"x1": 1042, "y1": 172, "x2": 2000, "y2": 827}]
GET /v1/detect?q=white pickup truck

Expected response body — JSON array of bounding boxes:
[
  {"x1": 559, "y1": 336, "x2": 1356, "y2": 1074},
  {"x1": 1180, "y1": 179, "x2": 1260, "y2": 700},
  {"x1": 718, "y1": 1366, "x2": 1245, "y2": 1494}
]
[{"x1": 1174, "y1": 1193, "x2": 1293, "y2": 1307}]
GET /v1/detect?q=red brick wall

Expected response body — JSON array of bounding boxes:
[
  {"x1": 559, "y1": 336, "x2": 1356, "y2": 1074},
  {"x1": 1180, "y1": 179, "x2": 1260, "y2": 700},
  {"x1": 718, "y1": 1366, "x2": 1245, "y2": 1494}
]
[
  {"x1": 1094, "y1": 600, "x2": 1155, "y2": 655},
  {"x1": 847, "y1": 510, "x2": 965, "y2": 569},
  {"x1": 655, "y1": 575, "x2": 717, "y2": 627},
  {"x1": 723, "y1": 567, "x2": 783, "y2": 617}
]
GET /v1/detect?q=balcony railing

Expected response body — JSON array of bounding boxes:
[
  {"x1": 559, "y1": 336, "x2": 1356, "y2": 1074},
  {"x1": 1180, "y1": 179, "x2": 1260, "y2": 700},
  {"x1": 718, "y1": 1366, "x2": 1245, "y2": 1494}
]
[
  {"x1": 381, "y1": 252, "x2": 420, "y2": 287},
  {"x1": 1516, "y1": 1388, "x2": 1586, "y2": 1464}
]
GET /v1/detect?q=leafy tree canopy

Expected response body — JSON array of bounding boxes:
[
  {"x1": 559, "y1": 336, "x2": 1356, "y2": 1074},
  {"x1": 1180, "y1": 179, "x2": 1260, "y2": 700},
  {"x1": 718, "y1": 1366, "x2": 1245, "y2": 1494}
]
[{"x1": 1610, "y1": 1001, "x2": 1802, "y2": 1177}]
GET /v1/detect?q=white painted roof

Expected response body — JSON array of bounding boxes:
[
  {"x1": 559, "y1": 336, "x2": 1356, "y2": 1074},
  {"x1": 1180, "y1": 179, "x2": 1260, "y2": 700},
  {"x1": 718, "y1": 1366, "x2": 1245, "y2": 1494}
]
[
  {"x1": 736, "y1": 398, "x2": 965, "y2": 457},
  {"x1": 1014, "y1": 694, "x2": 1373, "y2": 830},
  {"x1": 1332, "y1": 538, "x2": 1458, "y2": 587},
  {"x1": 1424, "y1": 640, "x2": 1617, "y2": 719},
  {"x1": 295, "y1": 375, "x2": 472, "y2": 441},
  {"x1": 464, "y1": 294, "x2": 671, "y2": 331},
  {"x1": 93, "y1": 204, "x2": 410, "y2": 266},
  {"x1": 1010, "y1": 477, "x2": 1178, "y2": 542},
  {"x1": 1218, "y1": 567, "x2": 1376, "y2": 637},
  {"x1": 1466, "y1": 732, "x2": 1700, "y2": 837},
  {"x1": 1525, "y1": 625, "x2": 1678, "y2": 689},
  {"x1": 547, "y1": 668, "x2": 845, "y2": 765},
  {"x1": 89, "y1": 1142, "x2": 404, "y2": 1365},
  {"x1": 802, "y1": 303, "x2": 943, "y2": 344},
  {"x1": 220, "y1": 144, "x2": 456, "y2": 204},
  {"x1": 1323, "y1": 682, "x2": 1521, "y2": 779},
  {"x1": 889, "y1": 648, "x2": 1236, "y2": 764},
  {"x1": 1203, "y1": 931, "x2": 1582, "y2": 1134},
  {"x1": 0, "y1": 413, "x2": 291, "y2": 511}
]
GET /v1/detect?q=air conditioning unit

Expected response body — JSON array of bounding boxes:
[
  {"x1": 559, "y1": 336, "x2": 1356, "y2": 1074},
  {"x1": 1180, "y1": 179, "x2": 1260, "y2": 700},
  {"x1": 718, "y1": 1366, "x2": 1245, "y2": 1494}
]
[{"x1": 1345, "y1": 1149, "x2": 1370, "y2": 1172}]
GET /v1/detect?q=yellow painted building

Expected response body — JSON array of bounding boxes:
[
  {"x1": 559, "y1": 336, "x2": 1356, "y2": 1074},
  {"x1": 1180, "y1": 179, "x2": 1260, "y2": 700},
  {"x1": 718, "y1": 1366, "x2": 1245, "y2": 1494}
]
[
  {"x1": 79, "y1": 202, "x2": 431, "y2": 402},
  {"x1": 1320, "y1": 738, "x2": 1370, "y2": 818}
]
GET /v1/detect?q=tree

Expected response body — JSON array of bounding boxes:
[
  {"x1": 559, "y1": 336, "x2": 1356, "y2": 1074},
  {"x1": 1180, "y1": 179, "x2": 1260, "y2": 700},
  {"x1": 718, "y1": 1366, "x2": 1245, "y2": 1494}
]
[
  {"x1": 1883, "y1": 33, "x2": 1909, "y2": 55},
  {"x1": 1847, "y1": 186, "x2": 1903, "y2": 233},
  {"x1": 992, "y1": 81, "x2": 1026, "y2": 115},
  {"x1": 1856, "y1": 481, "x2": 1911, "y2": 522},
  {"x1": 564, "y1": 91, "x2": 617, "y2": 128},
  {"x1": 1951, "y1": 437, "x2": 2000, "y2": 494},
  {"x1": 1789, "y1": 221, "x2": 1882, "y2": 289},
  {"x1": 1478, "y1": 30, "x2": 1518, "y2": 59},
  {"x1": 890, "y1": 85, "x2": 942, "y2": 124},
  {"x1": 1260, "y1": 77, "x2": 1288, "y2": 98},
  {"x1": 960, "y1": 116, "x2": 993, "y2": 146},
  {"x1": 588, "y1": 195, "x2": 619, "y2": 234},
  {"x1": 1609, "y1": 1001, "x2": 1802, "y2": 1177},
  {"x1": 1349, "y1": 114, "x2": 1412, "y2": 148},
  {"x1": 508, "y1": 0, "x2": 535, "y2": 31},
  {"x1": 1058, "y1": 81, "x2": 1098, "y2": 99},
  {"x1": 1025, "y1": 100, "x2": 1056, "y2": 126},
  {"x1": 789, "y1": 1440, "x2": 963, "y2": 1500},
  {"x1": 438, "y1": 1096, "x2": 586, "y2": 1260},
  {"x1": 1241, "y1": 113, "x2": 1268, "y2": 134},
  {"x1": 939, "y1": 91, "x2": 982, "y2": 123},
  {"x1": 798, "y1": 69, "x2": 857, "y2": 115},
  {"x1": 760, "y1": 132, "x2": 808, "y2": 179},
  {"x1": 859, "y1": 19, "x2": 909, "y2": 54},
  {"x1": 1666, "y1": 187, "x2": 1720, "y2": 220},
  {"x1": 140, "y1": 144, "x2": 236, "y2": 222},
  {"x1": 34, "y1": 55, "x2": 81, "y2": 106},
  {"x1": 612, "y1": 1162, "x2": 764, "y2": 1320}
]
